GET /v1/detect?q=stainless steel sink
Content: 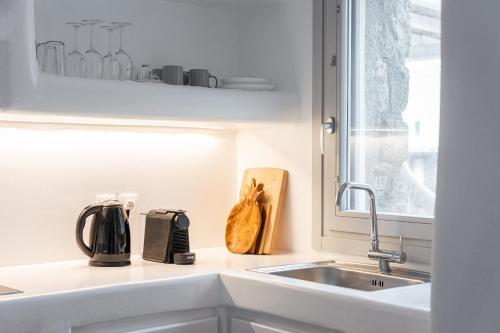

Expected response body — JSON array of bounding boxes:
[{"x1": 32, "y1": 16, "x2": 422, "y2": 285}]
[{"x1": 250, "y1": 261, "x2": 430, "y2": 292}]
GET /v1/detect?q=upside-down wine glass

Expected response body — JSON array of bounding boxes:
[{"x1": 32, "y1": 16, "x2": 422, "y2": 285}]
[
  {"x1": 65, "y1": 22, "x2": 86, "y2": 77},
  {"x1": 81, "y1": 19, "x2": 103, "y2": 79},
  {"x1": 101, "y1": 25, "x2": 121, "y2": 80},
  {"x1": 110, "y1": 21, "x2": 133, "y2": 80}
]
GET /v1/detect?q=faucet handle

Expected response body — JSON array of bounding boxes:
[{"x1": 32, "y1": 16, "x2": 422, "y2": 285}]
[{"x1": 398, "y1": 235, "x2": 408, "y2": 263}]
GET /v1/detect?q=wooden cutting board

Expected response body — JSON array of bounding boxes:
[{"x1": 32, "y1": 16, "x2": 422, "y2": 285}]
[
  {"x1": 225, "y1": 200, "x2": 261, "y2": 254},
  {"x1": 240, "y1": 168, "x2": 288, "y2": 254},
  {"x1": 254, "y1": 203, "x2": 271, "y2": 254},
  {"x1": 226, "y1": 178, "x2": 264, "y2": 254}
]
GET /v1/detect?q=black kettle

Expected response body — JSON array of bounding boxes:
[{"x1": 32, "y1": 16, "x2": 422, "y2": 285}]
[{"x1": 76, "y1": 200, "x2": 131, "y2": 267}]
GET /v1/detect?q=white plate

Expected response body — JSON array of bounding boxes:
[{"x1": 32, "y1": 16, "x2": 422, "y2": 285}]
[
  {"x1": 221, "y1": 83, "x2": 275, "y2": 91},
  {"x1": 136, "y1": 79, "x2": 163, "y2": 83},
  {"x1": 221, "y1": 77, "x2": 268, "y2": 84}
]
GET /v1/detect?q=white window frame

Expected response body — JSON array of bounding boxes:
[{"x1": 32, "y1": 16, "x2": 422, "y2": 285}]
[{"x1": 313, "y1": 0, "x2": 434, "y2": 265}]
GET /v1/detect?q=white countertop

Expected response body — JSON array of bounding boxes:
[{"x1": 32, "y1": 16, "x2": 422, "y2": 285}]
[{"x1": 0, "y1": 248, "x2": 431, "y2": 333}]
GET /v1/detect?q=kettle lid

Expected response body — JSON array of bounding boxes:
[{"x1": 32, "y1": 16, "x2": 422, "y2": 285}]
[{"x1": 98, "y1": 200, "x2": 124, "y2": 207}]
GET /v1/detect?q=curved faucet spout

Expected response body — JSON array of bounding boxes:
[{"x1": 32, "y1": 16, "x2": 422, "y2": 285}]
[
  {"x1": 335, "y1": 182, "x2": 379, "y2": 252},
  {"x1": 336, "y1": 182, "x2": 375, "y2": 205}
]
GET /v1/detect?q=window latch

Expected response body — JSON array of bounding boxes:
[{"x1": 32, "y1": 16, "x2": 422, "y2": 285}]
[
  {"x1": 320, "y1": 117, "x2": 336, "y2": 155},
  {"x1": 330, "y1": 54, "x2": 337, "y2": 67}
]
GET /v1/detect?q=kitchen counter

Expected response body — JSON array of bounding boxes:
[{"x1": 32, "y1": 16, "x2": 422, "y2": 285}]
[{"x1": 0, "y1": 248, "x2": 430, "y2": 333}]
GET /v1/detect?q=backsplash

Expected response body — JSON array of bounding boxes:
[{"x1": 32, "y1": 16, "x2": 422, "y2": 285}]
[{"x1": 0, "y1": 122, "x2": 235, "y2": 267}]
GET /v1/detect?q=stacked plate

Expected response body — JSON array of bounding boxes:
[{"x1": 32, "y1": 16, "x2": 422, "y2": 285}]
[{"x1": 220, "y1": 78, "x2": 275, "y2": 91}]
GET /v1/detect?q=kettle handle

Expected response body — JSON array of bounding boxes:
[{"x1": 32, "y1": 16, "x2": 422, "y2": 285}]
[{"x1": 75, "y1": 205, "x2": 102, "y2": 258}]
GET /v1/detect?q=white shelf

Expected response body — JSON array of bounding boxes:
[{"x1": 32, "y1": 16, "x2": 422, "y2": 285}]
[
  {"x1": 1, "y1": 0, "x2": 300, "y2": 129},
  {"x1": 3, "y1": 74, "x2": 298, "y2": 129}
]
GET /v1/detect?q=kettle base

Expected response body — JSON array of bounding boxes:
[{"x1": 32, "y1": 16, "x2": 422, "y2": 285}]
[{"x1": 89, "y1": 260, "x2": 131, "y2": 267}]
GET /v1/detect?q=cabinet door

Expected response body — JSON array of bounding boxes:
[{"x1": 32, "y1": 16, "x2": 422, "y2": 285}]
[
  {"x1": 124, "y1": 317, "x2": 218, "y2": 333},
  {"x1": 231, "y1": 318, "x2": 294, "y2": 333}
]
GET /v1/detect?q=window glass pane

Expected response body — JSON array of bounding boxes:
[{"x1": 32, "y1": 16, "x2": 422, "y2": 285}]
[{"x1": 346, "y1": 0, "x2": 440, "y2": 218}]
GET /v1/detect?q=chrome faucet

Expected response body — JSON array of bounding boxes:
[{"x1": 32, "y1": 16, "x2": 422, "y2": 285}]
[{"x1": 335, "y1": 182, "x2": 407, "y2": 273}]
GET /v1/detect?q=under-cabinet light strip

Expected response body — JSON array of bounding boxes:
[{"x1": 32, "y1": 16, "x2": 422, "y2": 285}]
[{"x1": 0, "y1": 112, "x2": 228, "y2": 130}]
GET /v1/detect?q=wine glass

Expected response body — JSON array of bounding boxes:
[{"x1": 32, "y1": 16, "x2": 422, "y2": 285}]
[
  {"x1": 65, "y1": 22, "x2": 86, "y2": 77},
  {"x1": 81, "y1": 19, "x2": 103, "y2": 79},
  {"x1": 110, "y1": 22, "x2": 133, "y2": 80},
  {"x1": 100, "y1": 25, "x2": 121, "y2": 80}
]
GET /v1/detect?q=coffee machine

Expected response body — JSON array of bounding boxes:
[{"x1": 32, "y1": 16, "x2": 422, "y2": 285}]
[{"x1": 142, "y1": 209, "x2": 195, "y2": 264}]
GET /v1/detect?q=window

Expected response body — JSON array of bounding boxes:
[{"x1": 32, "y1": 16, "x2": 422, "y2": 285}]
[{"x1": 340, "y1": 0, "x2": 441, "y2": 220}]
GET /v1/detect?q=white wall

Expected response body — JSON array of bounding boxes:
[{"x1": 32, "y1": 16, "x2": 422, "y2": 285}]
[
  {"x1": 0, "y1": 1, "x2": 8, "y2": 109},
  {"x1": 235, "y1": 0, "x2": 314, "y2": 252},
  {"x1": 0, "y1": 42, "x2": 7, "y2": 109},
  {"x1": 431, "y1": 1, "x2": 500, "y2": 332},
  {"x1": 0, "y1": 0, "x2": 315, "y2": 268},
  {"x1": 0, "y1": 122, "x2": 235, "y2": 267}
]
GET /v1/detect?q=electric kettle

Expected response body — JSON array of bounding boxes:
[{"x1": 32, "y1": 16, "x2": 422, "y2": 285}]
[{"x1": 75, "y1": 200, "x2": 131, "y2": 267}]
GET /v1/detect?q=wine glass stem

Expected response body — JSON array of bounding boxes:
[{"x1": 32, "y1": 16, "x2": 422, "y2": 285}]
[
  {"x1": 118, "y1": 27, "x2": 123, "y2": 51},
  {"x1": 107, "y1": 30, "x2": 112, "y2": 54},
  {"x1": 89, "y1": 24, "x2": 95, "y2": 50},
  {"x1": 73, "y1": 27, "x2": 78, "y2": 52}
]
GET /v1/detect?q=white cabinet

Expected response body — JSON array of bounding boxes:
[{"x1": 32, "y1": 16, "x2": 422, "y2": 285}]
[
  {"x1": 228, "y1": 311, "x2": 343, "y2": 333},
  {"x1": 125, "y1": 317, "x2": 218, "y2": 333},
  {"x1": 74, "y1": 314, "x2": 218, "y2": 333},
  {"x1": 73, "y1": 310, "x2": 339, "y2": 333},
  {"x1": 0, "y1": 0, "x2": 303, "y2": 128},
  {"x1": 231, "y1": 318, "x2": 294, "y2": 333}
]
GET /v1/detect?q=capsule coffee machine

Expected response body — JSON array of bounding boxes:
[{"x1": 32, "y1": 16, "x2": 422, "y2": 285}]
[{"x1": 142, "y1": 209, "x2": 195, "y2": 265}]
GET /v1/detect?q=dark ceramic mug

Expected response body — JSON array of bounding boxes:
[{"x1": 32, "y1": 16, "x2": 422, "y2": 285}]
[
  {"x1": 162, "y1": 65, "x2": 190, "y2": 85},
  {"x1": 187, "y1": 69, "x2": 218, "y2": 88}
]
